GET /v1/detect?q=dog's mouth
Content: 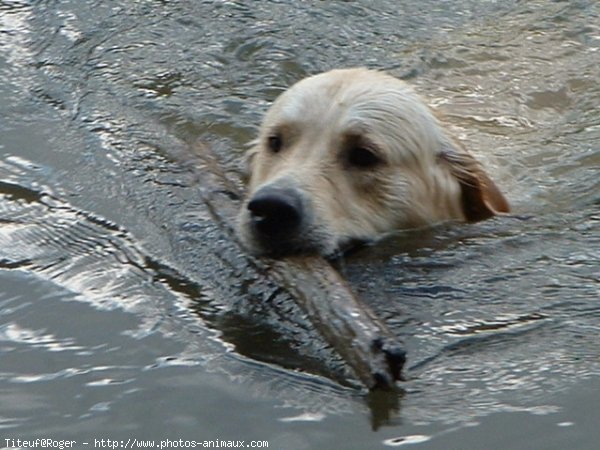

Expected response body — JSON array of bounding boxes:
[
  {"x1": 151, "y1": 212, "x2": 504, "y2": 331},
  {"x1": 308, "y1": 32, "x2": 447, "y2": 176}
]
[
  {"x1": 250, "y1": 237, "x2": 316, "y2": 257},
  {"x1": 240, "y1": 218, "x2": 371, "y2": 260},
  {"x1": 332, "y1": 237, "x2": 372, "y2": 258},
  {"x1": 242, "y1": 224, "x2": 334, "y2": 258}
]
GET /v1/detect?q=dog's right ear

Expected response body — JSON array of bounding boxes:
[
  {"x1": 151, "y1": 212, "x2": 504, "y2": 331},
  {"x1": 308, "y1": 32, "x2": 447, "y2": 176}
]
[{"x1": 439, "y1": 145, "x2": 510, "y2": 222}]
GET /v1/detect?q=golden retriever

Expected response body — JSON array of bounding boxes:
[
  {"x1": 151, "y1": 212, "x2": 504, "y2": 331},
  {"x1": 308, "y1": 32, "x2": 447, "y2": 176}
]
[{"x1": 237, "y1": 68, "x2": 509, "y2": 256}]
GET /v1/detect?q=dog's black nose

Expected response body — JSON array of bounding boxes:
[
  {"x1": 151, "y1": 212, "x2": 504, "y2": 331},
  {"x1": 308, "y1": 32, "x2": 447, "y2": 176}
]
[{"x1": 247, "y1": 187, "x2": 303, "y2": 238}]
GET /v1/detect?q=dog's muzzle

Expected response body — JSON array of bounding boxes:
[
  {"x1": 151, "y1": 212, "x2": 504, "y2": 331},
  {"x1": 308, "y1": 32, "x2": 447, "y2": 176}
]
[{"x1": 247, "y1": 186, "x2": 304, "y2": 244}]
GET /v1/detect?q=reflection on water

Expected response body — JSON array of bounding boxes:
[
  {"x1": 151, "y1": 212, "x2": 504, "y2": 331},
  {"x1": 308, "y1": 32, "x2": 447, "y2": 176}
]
[{"x1": 1, "y1": 0, "x2": 599, "y2": 448}]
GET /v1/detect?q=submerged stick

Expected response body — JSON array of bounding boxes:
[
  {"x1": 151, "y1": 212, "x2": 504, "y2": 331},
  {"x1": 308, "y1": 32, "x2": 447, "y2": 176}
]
[{"x1": 185, "y1": 141, "x2": 406, "y2": 390}]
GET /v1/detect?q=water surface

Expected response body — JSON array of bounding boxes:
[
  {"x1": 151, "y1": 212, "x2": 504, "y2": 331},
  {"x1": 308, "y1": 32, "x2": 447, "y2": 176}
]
[{"x1": 1, "y1": 1, "x2": 599, "y2": 448}]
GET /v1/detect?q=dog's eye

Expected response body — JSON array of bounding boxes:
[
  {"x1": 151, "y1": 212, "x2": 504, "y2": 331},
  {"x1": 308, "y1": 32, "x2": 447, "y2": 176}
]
[
  {"x1": 267, "y1": 134, "x2": 283, "y2": 153},
  {"x1": 346, "y1": 146, "x2": 381, "y2": 169}
]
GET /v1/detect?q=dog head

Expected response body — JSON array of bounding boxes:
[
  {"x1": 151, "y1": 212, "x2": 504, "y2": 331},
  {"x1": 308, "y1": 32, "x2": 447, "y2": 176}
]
[{"x1": 237, "y1": 68, "x2": 509, "y2": 256}]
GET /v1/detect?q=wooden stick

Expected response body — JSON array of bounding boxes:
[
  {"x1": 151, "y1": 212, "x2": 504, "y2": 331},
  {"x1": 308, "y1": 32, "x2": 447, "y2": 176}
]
[{"x1": 269, "y1": 256, "x2": 405, "y2": 389}]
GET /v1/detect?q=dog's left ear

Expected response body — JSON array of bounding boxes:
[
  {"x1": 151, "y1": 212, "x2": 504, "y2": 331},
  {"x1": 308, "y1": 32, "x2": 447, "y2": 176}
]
[
  {"x1": 243, "y1": 141, "x2": 260, "y2": 178},
  {"x1": 439, "y1": 146, "x2": 510, "y2": 222}
]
